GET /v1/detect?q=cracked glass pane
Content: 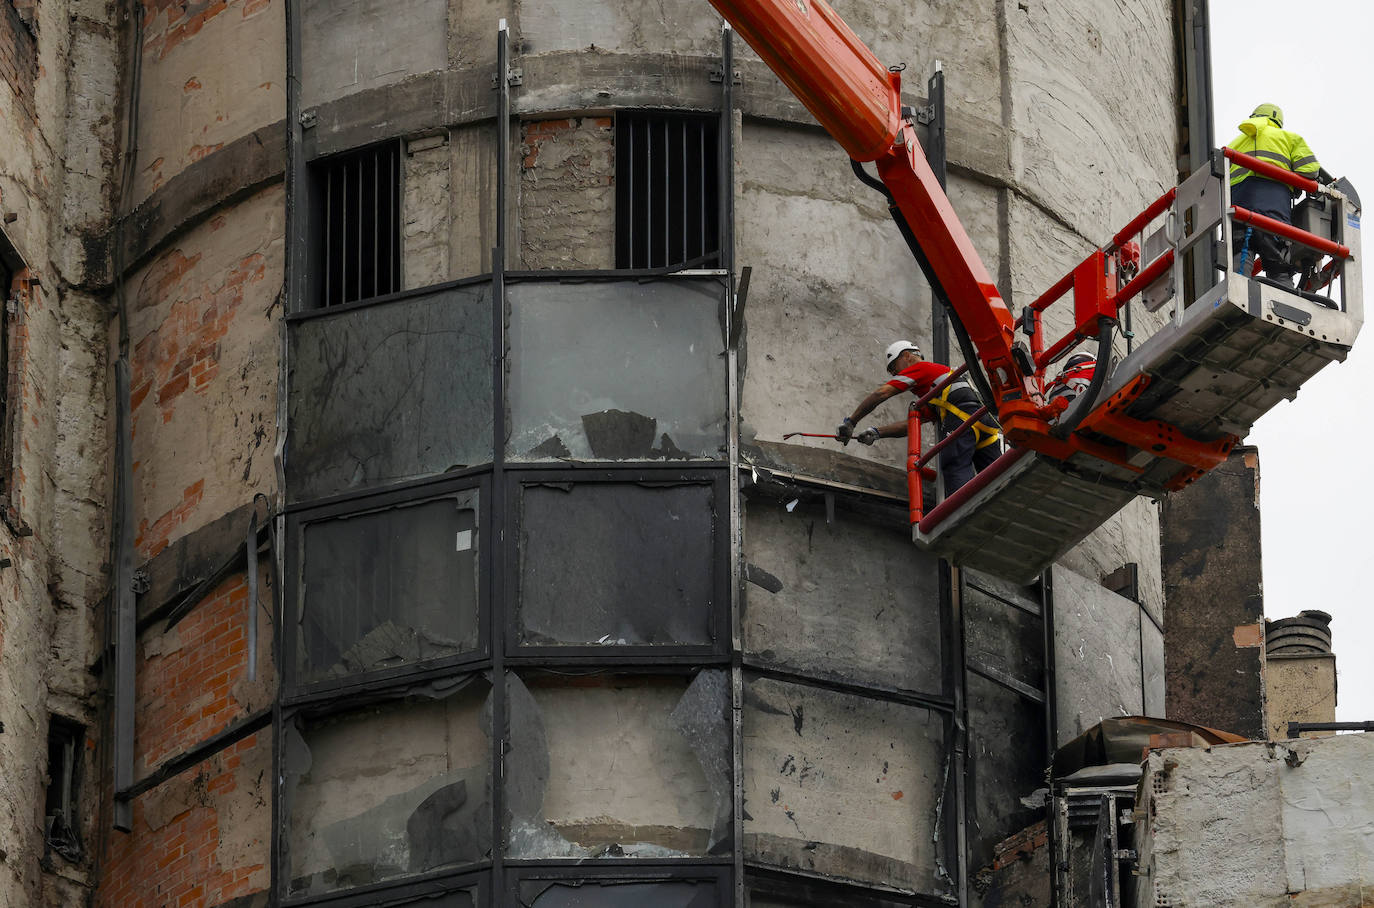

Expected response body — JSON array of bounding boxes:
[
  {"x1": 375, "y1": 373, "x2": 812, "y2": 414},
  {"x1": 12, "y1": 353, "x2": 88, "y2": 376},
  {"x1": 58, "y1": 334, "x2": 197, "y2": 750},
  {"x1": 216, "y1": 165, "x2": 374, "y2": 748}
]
[
  {"x1": 518, "y1": 879, "x2": 720, "y2": 907},
  {"x1": 297, "y1": 490, "x2": 479, "y2": 685},
  {"x1": 507, "y1": 671, "x2": 731, "y2": 858},
  {"x1": 742, "y1": 675, "x2": 951, "y2": 895},
  {"x1": 742, "y1": 498, "x2": 943, "y2": 693},
  {"x1": 283, "y1": 679, "x2": 492, "y2": 898},
  {"x1": 288, "y1": 282, "x2": 493, "y2": 502},
  {"x1": 516, "y1": 481, "x2": 715, "y2": 646},
  {"x1": 507, "y1": 279, "x2": 727, "y2": 461}
]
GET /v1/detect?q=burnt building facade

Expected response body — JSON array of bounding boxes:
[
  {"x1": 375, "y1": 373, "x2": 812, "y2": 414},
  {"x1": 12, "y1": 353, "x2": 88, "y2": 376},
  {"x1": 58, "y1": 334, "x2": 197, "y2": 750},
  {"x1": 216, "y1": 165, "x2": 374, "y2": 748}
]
[{"x1": 0, "y1": 1, "x2": 1214, "y2": 906}]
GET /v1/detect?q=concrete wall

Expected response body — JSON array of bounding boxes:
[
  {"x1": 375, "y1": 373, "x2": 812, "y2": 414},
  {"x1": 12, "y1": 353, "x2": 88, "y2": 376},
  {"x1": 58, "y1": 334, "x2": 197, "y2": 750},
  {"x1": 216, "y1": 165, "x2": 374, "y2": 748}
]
[
  {"x1": 1134, "y1": 733, "x2": 1374, "y2": 907},
  {"x1": 0, "y1": 1, "x2": 120, "y2": 906},
  {"x1": 1265, "y1": 654, "x2": 1338, "y2": 742}
]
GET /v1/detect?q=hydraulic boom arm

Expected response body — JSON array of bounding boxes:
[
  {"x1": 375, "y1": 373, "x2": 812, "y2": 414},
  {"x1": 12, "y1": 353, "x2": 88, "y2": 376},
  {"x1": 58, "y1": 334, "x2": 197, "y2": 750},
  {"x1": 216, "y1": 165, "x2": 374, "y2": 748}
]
[{"x1": 708, "y1": 0, "x2": 1040, "y2": 426}]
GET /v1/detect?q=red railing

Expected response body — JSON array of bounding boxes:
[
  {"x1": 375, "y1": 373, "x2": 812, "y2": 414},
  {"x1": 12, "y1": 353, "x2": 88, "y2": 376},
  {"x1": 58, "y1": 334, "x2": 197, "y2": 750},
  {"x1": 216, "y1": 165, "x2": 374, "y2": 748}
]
[
  {"x1": 1025, "y1": 184, "x2": 1179, "y2": 374},
  {"x1": 1231, "y1": 206, "x2": 1351, "y2": 259}
]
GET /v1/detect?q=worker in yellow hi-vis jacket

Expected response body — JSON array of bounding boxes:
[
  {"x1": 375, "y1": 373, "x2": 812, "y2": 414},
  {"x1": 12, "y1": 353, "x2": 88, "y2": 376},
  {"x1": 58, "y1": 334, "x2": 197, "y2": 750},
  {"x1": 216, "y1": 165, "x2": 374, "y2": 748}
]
[{"x1": 1226, "y1": 103, "x2": 1323, "y2": 284}]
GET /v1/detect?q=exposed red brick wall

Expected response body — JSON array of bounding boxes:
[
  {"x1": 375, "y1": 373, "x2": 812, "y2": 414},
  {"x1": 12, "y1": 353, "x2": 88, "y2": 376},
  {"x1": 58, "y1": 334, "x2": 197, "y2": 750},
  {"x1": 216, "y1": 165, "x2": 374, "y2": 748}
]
[
  {"x1": 98, "y1": 734, "x2": 270, "y2": 908},
  {"x1": 142, "y1": 0, "x2": 273, "y2": 61},
  {"x1": 129, "y1": 242, "x2": 268, "y2": 559},
  {"x1": 0, "y1": 0, "x2": 37, "y2": 120},
  {"x1": 135, "y1": 567, "x2": 274, "y2": 772}
]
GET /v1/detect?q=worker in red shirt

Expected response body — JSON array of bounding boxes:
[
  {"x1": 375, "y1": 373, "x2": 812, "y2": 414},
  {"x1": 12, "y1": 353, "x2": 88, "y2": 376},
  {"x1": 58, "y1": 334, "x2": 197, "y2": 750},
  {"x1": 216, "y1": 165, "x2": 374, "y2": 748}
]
[
  {"x1": 836, "y1": 340, "x2": 1001, "y2": 491},
  {"x1": 1046, "y1": 352, "x2": 1096, "y2": 411}
]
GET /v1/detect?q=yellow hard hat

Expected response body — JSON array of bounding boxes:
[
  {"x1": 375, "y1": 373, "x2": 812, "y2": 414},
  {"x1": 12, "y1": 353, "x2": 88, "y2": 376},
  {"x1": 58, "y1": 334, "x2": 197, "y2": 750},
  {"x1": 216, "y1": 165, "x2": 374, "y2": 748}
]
[{"x1": 1251, "y1": 103, "x2": 1284, "y2": 127}]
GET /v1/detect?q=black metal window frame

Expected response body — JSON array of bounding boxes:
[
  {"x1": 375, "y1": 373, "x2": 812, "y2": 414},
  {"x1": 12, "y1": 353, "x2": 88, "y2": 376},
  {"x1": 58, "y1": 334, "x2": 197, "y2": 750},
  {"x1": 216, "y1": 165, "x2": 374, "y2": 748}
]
[
  {"x1": 306, "y1": 138, "x2": 404, "y2": 309},
  {"x1": 282, "y1": 473, "x2": 493, "y2": 704},
  {"x1": 505, "y1": 862, "x2": 732, "y2": 903},
  {"x1": 745, "y1": 864, "x2": 960, "y2": 908},
  {"x1": 282, "y1": 869, "x2": 490, "y2": 908},
  {"x1": 503, "y1": 466, "x2": 732, "y2": 666},
  {"x1": 615, "y1": 110, "x2": 722, "y2": 271}
]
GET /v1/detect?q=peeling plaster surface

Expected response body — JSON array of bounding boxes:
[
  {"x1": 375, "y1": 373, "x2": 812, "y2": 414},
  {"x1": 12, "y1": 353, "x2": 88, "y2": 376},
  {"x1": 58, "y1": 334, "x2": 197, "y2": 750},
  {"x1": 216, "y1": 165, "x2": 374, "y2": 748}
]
[
  {"x1": 518, "y1": 117, "x2": 615, "y2": 270},
  {"x1": 0, "y1": 2, "x2": 119, "y2": 906},
  {"x1": 133, "y1": 0, "x2": 285, "y2": 205},
  {"x1": 1136, "y1": 734, "x2": 1374, "y2": 907},
  {"x1": 127, "y1": 185, "x2": 283, "y2": 557}
]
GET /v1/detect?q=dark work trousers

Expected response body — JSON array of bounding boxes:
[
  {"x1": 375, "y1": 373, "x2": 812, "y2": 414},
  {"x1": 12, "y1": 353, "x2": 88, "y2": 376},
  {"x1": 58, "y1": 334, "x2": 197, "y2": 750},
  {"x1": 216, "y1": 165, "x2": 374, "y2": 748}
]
[
  {"x1": 939, "y1": 411, "x2": 1002, "y2": 493},
  {"x1": 1232, "y1": 177, "x2": 1296, "y2": 281}
]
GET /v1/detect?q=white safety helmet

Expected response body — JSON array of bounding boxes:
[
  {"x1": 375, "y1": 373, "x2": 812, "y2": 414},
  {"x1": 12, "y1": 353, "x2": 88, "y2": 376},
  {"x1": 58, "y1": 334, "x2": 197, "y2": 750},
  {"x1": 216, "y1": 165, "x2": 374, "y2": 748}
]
[{"x1": 885, "y1": 340, "x2": 921, "y2": 369}]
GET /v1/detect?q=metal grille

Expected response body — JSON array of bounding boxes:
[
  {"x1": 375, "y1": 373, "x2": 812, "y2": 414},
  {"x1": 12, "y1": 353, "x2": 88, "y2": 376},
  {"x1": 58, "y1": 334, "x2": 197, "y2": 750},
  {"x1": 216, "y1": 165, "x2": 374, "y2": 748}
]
[
  {"x1": 312, "y1": 142, "x2": 401, "y2": 307},
  {"x1": 615, "y1": 113, "x2": 720, "y2": 269}
]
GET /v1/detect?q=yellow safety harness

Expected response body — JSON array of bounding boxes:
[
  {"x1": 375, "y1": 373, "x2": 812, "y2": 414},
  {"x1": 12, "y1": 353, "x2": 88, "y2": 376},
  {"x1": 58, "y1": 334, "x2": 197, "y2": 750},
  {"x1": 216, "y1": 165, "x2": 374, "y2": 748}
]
[{"x1": 928, "y1": 376, "x2": 1002, "y2": 449}]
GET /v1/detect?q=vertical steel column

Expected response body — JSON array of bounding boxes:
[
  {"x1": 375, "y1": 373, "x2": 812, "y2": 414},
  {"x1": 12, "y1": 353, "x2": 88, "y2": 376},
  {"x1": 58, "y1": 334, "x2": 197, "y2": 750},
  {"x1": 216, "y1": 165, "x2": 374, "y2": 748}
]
[
  {"x1": 1182, "y1": 0, "x2": 1216, "y2": 302},
  {"x1": 718, "y1": 22, "x2": 745, "y2": 907},
  {"x1": 1042, "y1": 566, "x2": 1060, "y2": 908},
  {"x1": 274, "y1": 0, "x2": 307, "y2": 891},
  {"x1": 112, "y1": 359, "x2": 135, "y2": 833},
  {"x1": 947, "y1": 562, "x2": 969, "y2": 906},
  {"x1": 926, "y1": 64, "x2": 950, "y2": 365},
  {"x1": 491, "y1": 19, "x2": 513, "y2": 902}
]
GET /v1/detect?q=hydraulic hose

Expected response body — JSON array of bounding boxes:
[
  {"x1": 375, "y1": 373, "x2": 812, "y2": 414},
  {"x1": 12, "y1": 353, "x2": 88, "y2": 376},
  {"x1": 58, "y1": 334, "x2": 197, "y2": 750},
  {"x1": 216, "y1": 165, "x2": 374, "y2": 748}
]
[
  {"x1": 1050, "y1": 320, "x2": 1115, "y2": 440},
  {"x1": 849, "y1": 159, "x2": 1000, "y2": 413}
]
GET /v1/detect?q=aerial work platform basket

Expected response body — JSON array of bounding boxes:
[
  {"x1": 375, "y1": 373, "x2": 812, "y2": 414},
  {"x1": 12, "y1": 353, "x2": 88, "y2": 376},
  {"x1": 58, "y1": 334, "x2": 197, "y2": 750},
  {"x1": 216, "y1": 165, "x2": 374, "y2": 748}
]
[{"x1": 912, "y1": 150, "x2": 1363, "y2": 582}]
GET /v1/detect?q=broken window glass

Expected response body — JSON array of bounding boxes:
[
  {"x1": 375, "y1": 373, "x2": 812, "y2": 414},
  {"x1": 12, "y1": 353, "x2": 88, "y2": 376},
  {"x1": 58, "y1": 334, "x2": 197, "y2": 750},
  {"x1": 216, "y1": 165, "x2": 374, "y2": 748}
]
[
  {"x1": 507, "y1": 279, "x2": 727, "y2": 461},
  {"x1": 44, "y1": 717, "x2": 83, "y2": 862},
  {"x1": 287, "y1": 282, "x2": 493, "y2": 502},
  {"x1": 517, "y1": 878, "x2": 721, "y2": 907},
  {"x1": 742, "y1": 499, "x2": 943, "y2": 694},
  {"x1": 742, "y1": 675, "x2": 951, "y2": 895},
  {"x1": 515, "y1": 480, "x2": 717, "y2": 647},
  {"x1": 295, "y1": 489, "x2": 480, "y2": 686},
  {"x1": 506, "y1": 671, "x2": 731, "y2": 858},
  {"x1": 965, "y1": 673, "x2": 1046, "y2": 872},
  {"x1": 283, "y1": 679, "x2": 492, "y2": 898}
]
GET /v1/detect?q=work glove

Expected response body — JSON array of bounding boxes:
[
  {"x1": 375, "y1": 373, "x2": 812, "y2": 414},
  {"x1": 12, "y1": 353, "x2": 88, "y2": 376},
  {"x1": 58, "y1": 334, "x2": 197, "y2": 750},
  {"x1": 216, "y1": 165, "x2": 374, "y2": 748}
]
[
  {"x1": 836, "y1": 417, "x2": 855, "y2": 445},
  {"x1": 856, "y1": 427, "x2": 881, "y2": 445}
]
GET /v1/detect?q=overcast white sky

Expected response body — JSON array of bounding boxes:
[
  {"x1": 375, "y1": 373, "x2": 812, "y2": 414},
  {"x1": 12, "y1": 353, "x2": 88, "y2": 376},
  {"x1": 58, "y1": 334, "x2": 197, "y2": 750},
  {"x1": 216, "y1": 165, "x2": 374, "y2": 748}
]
[{"x1": 1210, "y1": 1, "x2": 1374, "y2": 721}]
